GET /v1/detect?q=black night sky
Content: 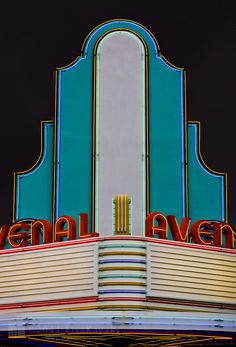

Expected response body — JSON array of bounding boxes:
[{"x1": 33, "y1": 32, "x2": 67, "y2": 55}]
[{"x1": 0, "y1": 1, "x2": 236, "y2": 228}]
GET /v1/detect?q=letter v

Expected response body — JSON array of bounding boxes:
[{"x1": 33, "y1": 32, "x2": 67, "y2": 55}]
[{"x1": 167, "y1": 215, "x2": 191, "y2": 242}]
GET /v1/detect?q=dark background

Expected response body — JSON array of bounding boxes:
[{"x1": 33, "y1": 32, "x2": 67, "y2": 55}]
[{"x1": 0, "y1": 0, "x2": 235, "y2": 227}]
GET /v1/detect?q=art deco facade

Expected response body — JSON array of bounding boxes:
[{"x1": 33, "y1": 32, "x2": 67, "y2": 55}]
[{"x1": 0, "y1": 20, "x2": 235, "y2": 346}]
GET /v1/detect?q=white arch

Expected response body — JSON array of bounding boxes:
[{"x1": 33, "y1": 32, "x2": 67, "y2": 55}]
[{"x1": 95, "y1": 31, "x2": 146, "y2": 236}]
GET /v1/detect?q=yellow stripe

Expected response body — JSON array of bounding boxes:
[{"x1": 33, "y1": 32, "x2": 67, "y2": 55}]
[
  {"x1": 99, "y1": 251, "x2": 146, "y2": 256},
  {"x1": 123, "y1": 194, "x2": 130, "y2": 233},
  {"x1": 99, "y1": 281, "x2": 145, "y2": 286},
  {"x1": 31, "y1": 304, "x2": 204, "y2": 314},
  {"x1": 31, "y1": 305, "x2": 98, "y2": 313},
  {"x1": 115, "y1": 195, "x2": 121, "y2": 232},
  {"x1": 98, "y1": 305, "x2": 189, "y2": 311}
]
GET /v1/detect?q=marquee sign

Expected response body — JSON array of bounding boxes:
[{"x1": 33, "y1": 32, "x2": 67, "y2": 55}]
[
  {"x1": 4, "y1": 20, "x2": 231, "y2": 252},
  {"x1": 0, "y1": 212, "x2": 234, "y2": 249},
  {"x1": 0, "y1": 20, "x2": 236, "y2": 346}
]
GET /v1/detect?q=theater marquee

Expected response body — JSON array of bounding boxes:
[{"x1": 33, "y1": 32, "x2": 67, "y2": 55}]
[{"x1": 0, "y1": 20, "x2": 235, "y2": 347}]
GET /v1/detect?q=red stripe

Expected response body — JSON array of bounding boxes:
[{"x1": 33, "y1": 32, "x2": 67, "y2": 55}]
[
  {"x1": 0, "y1": 296, "x2": 98, "y2": 310},
  {"x1": 98, "y1": 296, "x2": 236, "y2": 309},
  {"x1": 1, "y1": 236, "x2": 236, "y2": 255},
  {"x1": 0, "y1": 237, "x2": 100, "y2": 255},
  {"x1": 1, "y1": 295, "x2": 236, "y2": 311}
]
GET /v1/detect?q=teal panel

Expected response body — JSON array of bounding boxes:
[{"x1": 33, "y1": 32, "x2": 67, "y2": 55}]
[
  {"x1": 55, "y1": 20, "x2": 186, "y2": 236},
  {"x1": 83, "y1": 20, "x2": 159, "y2": 60},
  {"x1": 55, "y1": 21, "x2": 160, "y2": 231},
  {"x1": 55, "y1": 58, "x2": 93, "y2": 229},
  {"x1": 188, "y1": 123, "x2": 225, "y2": 222},
  {"x1": 149, "y1": 58, "x2": 185, "y2": 223},
  {"x1": 11, "y1": 21, "x2": 228, "y2": 247},
  {"x1": 15, "y1": 122, "x2": 53, "y2": 222}
]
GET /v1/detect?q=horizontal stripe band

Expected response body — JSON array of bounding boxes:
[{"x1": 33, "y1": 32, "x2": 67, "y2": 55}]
[
  {"x1": 99, "y1": 267, "x2": 146, "y2": 271},
  {"x1": 99, "y1": 251, "x2": 146, "y2": 256},
  {"x1": 1, "y1": 237, "x2": 236, "y2": 256},
  {"x1": 98, "y1": 275, "x2": 146, "y2": 279},
  {"x1": 99, "y1": 245, "x2": 146, "y2": 249},
  {"x1": 99, "y1": 259, "x2": 146, "y2": 264},
  {"x1": 99, "y1": 282, "x2": 146, "y2": 286},
  {"x1": 98, "y1": 290, "x2": 146, "y2": 294}
]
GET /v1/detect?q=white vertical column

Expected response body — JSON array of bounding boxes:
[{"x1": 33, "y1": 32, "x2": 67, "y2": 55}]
[{"x1": 96, "y1": 31, "x2": 146, "y2": 236}]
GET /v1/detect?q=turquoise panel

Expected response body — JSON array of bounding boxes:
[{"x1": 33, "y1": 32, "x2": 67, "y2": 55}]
[
  {"x1": 55, "y1": 21, "x2": 160, "y2": 231},
  {"x1": 83, "y1": 20, "x2": 159, "y2": 60},
  {"x1": 55, "y1": 58, "x2": 93, "y2": 230},
  {"x1": 188, "y1": 123, "x2": 225, "y2": 222},
  {"x1": 55, "y1": 20, "x2": 186, "y2": 236},
  {"x1": 15, "y1": 123, "x2": 53, "y2": 222},
  {"x1": 13, "y1": 20, "x2": 227, "y2": 244},
  {"x1": 149, "y1": 58, "x2": 185, "y2": 223}
]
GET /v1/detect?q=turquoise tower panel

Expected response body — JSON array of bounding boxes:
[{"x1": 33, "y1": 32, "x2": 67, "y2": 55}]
[
  {"x1": 188, "y1": 123, "x2": 226, "y2": 222},
  {"x1": 14, "y1": 20, "x2": 227, "y2": 235},
  {"x1": 15, "y1": 122, "x2": 53, "y2": 222}
]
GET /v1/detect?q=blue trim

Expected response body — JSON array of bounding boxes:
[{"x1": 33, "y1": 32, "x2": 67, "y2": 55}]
[
  {"x1": 180, "y1": 71, "x2": 185, "y2": 218},
  {"x1": 55, "y1": 71, "x2": 62, "y2": 220}
]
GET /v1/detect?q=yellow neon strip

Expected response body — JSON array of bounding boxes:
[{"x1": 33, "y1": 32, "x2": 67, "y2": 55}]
[
  {"x1": 167, "y1": 337, "x2": 214, "y2": 346},
  {"x1": 114, "y1": 195, "x2": 121, "y2": 233},
  {"x1": 123, "y1": 194, "x2": 127, "y2": 232},
  {"x1": 23, "y1": 332, "x2": 233, "y2": 339},
  {"x1": 99, "y1": 251, "x2": 146, "y2": 256},
  {"x1": 99, "y1": 281, "x2": 145, "y2": 286},
  {"x1": 121, "y1": 194, "x2": 131, "y2": 234},
  {"x1": 32, "y1": 305, "x2": 99, "y2": 313},
  {"x1": 97, "y1": 305, "x2": 187, "y2": 311},
  {"x1": 118, "y1": 195, "x2": 121, "y2": 232}
]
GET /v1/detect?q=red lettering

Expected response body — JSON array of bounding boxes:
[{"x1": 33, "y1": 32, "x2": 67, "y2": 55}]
[
  {"x1": 79, "y1": 213, "x2": 99, "y2": 238},
  {"x1": 31, "y1": 220, "x2": 53, "y2": 245},
  {"x1": 190, "y1": 220, "x2": 212, "y2": 245},
  {"x1": 8, "y1": 223, "x2": 29, "y2": 248},
  {"x1": 214, "y1": 222, "x2": 234, "y2": 249},
  {"x1": 167, "y1": 215, "x2": 191, "y2": 242},
  {"x1": 54, "y1": 216, "x2": 76, "y2": 242},
  {"x1": 0, "y1": 225, "x2": 9, "y2": 249},
  {"x1": 0, "y1": 213, "x2": 233, "y2": 250},
  {"x1": 145, "y1": 212, "x2": 167, "y2": 239}
]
